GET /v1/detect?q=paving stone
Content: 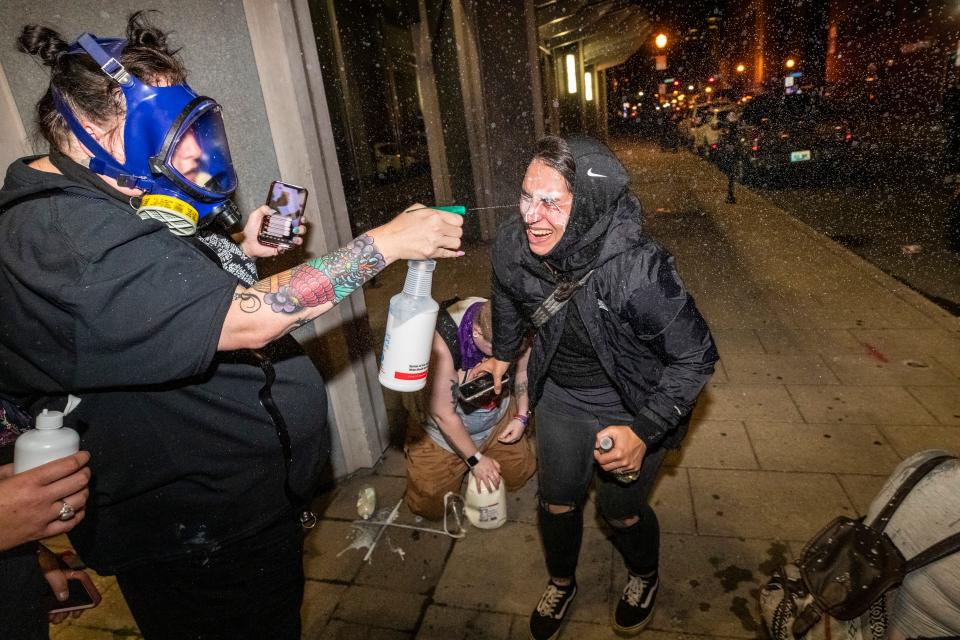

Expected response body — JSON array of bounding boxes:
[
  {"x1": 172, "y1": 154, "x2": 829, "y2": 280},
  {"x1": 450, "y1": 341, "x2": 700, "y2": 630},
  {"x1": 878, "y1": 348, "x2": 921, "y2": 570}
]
[
  {"x1": 376, "y1": 446, "x2": 408, "y2": 478},
  {"x1": 824, "y1": 353, "x2": 958, "y2": 386},
  {"x1": 907, "y1": 386, "x2": 960, "y2": 425},
  {"x1": 754, "y1": 326, "x2": 861, "y2": 355},
  {"x1": 787, "y1": 385, "x2": 937, "y2": 424},
  {"x1": 333, "y1": 585, "x2": 426, "y2": 631},
  {"x1": 837, "y1": 474, "x2": 888, "y2": 517},
  {"x1": 720, "y1": 353, "x2": 839, "y2": 385},
  {"x1": 319, "y1": 620, "x2": 412, "y2": 639},
  {"x1": 848, "y1": 328, "x2": 960, "y2": 361},
  {"x1": 667, "y1": 420, "x2": 759, "y2": 470},
  {"x1": 879, "y1": 424, "x2": 960, "y2": 459},
  {"x1": 321, "y1": 474, "x2": 408, "y2": 521},
  {"x1": 416, "y1": 604, "x2": 513, "y2": 639},
  {"x1": 709, "y1": 329, "x2": 765, "y2": 355},
  {"x1": 650, "y1": 468, "x2": 696, "y2": 535},
  {"x1": 301, "y1": 581, "x2": 347, "y2": 638},
  {"x1": 433, "y1": 522, "x2": 613, "y2": 624},
  {"x1": 746, "y1": 421, "x2": 901, "y2": 475},
  {"x1": 303, "y1": 519, "x2": 365, "y2": 582},
  {"x1": 693, "y1": 384, "x2": 802, "y2": 422},
  {"x1": 628, "y1": 533, "x2": 791, "y2": 638},
  {"x1": 355, "y1": 526, "x2": 453, "y2": 594},
  {"x1": 689, "y1": 469, "x2": 854, "y2": 540}
]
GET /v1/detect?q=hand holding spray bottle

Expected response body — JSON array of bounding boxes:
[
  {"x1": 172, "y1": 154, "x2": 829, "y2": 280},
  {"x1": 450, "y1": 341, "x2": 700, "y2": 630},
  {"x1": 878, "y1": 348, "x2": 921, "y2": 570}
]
[{"x1": 378, "y1": 205, "x2": 466, "y2": 392}]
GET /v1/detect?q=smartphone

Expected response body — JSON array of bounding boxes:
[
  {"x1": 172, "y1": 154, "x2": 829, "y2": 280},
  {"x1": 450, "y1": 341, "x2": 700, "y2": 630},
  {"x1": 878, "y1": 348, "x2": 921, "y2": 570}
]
[
  {"x1": 457, "y1": 372, "x2": 511, "y2": 404},
  {"x1": 44, "y1": 574, "x2": 101, "y2": 615},
  {"x1": 258, "y1": 180, "x2": 309, "y2": 249}
]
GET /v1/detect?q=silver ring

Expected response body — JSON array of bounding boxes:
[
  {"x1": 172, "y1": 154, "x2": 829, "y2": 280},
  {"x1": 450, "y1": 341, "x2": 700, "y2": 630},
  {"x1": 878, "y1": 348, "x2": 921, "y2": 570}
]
[{"x1": 57, "y1": 501, "x2": 76, "y2": 521}]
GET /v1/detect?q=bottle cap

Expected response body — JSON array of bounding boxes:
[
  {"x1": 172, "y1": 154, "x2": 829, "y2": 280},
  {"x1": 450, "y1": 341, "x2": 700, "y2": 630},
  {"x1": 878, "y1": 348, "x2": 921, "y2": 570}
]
[
  {"x1": 599, "y1": 436, "x2": 614, "y2": 453},
  {"x1": 35, "y1": 409, "x2": 64, "y2": 430}
]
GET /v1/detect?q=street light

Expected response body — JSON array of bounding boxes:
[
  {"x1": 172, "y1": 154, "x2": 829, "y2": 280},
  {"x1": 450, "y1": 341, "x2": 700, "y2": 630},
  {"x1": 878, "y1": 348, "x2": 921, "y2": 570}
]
[
  {"x1": 688, "y1": 84, "x2": 695, "y2": 91},
  {"x1": 736, "y1": 63, "x2": 746, "y2": 73},
  {"x1": 584, "y1": 71, "x2": 593, "y2": 101},
  {"x1": 655, "y1": 33, "x2": 668, "y2": 49},
  {"x1": 565, "y1": 54, "x2": 577, "y2": 93},
  {"x1": 785, "y1": 57, "x2": 796, "y2": 69}
]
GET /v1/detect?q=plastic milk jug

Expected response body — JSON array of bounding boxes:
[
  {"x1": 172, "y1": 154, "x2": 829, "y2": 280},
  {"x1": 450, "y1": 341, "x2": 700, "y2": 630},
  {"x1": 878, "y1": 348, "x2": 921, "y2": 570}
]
[
  {"x1": 378, "y1": 259, "x2": 439, "y2": 392},
  {"x1": 14, "y1": 396, "x2": 82, "y2": 473},
  {"x1": 464, "y1": 471, "x2": 507, "y2": 529}
]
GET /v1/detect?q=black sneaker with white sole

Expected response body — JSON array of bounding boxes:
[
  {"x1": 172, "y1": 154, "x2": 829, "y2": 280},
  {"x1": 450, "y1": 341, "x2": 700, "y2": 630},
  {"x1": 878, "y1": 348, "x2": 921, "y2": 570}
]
[
  {"x1": 613, "y1": 570, "x2": 658, "y2": 635},
  {"x1": 529, "y1": 579, "x2": 577, "y2": 640}
]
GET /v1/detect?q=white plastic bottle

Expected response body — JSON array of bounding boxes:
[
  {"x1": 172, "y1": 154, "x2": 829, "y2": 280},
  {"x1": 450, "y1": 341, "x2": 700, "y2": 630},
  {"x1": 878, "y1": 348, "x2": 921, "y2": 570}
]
[
  {"x1": 378, "y1": 259, "x2": 439, "y2": 392},
  {"x1": 14, "y1": 396, "x2": 82, "y2": 473},
  {"x1": 464, "y1": 471, "x2": 508, "y2": 529}
]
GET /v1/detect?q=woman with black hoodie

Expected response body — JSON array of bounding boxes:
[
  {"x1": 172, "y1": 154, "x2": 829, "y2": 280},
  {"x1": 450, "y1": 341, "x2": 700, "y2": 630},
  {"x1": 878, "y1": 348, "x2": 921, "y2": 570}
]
[{"x1": 481, "y1": 136, "x2": 718, "y2": 639}]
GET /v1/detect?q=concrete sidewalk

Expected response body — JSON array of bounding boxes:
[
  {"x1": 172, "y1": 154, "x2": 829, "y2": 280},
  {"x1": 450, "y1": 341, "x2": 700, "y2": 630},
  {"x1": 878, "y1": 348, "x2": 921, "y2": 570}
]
[{"x1": 52, "y1": 142, "x2": 960, "y2": 639}]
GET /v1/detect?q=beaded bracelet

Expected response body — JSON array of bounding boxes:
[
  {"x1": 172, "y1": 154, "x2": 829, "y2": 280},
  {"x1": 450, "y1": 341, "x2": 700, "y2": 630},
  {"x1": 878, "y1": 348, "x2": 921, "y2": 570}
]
[{"x1": 515, "y1": 414, "x2": 529, "y2": 428}]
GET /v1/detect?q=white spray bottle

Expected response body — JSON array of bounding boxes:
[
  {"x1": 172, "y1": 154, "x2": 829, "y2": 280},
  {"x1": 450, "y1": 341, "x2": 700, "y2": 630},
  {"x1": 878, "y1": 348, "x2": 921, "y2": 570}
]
[
  {"x1": 14, "y1": 395, "x2": 82, "y2": 473},
  {"x1": 378, "y1": 259, "x2": 440, "y2": 391}
]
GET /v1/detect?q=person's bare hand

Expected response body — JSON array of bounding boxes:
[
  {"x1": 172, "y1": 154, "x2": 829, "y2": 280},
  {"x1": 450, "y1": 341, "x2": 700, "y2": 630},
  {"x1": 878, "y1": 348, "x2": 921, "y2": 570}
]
[
  {"x1": 472, "y1": 358, "x2": 511, "y2": 394},
  {"x1": 239, "y1": 205, "x2": 306, "y2": 258},
  {"x1": 593, "y1": 426, "x2": 646, "y2": 475},
  {"x1": 0, "y1": 452, "x2": 91, "y2": 551},
  {"x1": 38, "y1": 545, "x2": 100, "y2": 623},
  {"x1": 497, "y1": 416, "x2": 526, "y2": 444},
  {"x1": 471, "y1": 455, "x2": 502, "y2": 493},
  {"x1": 368, "y1": 203, "x2": 464, "y2": 263}
]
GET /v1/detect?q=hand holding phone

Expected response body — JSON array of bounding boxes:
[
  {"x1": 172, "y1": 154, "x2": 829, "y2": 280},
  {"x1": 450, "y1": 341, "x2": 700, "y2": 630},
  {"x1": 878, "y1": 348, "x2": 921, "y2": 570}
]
[
  {"x1": 258, "y1": 181, "x2": 308, "y2": 249},
  {"x1": 458, "y1": 372, "x2": 511, "y2": 404}
]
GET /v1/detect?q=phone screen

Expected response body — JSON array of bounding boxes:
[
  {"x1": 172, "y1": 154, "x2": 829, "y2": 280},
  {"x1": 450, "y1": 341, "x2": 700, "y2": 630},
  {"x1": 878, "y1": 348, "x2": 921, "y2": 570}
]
[
  {"x1": 266, "y1": 181, "x2": 308, "y2": 220},
  {"x1": 259, "y1": 181, "x2": 309, "y2": 248}
]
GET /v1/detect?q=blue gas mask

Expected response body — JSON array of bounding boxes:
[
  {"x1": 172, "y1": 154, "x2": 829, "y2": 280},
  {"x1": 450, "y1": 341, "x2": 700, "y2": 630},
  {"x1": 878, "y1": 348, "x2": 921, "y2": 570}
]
[{"x1": 52, "y1": 33, "x2": 240, "y2": 235}]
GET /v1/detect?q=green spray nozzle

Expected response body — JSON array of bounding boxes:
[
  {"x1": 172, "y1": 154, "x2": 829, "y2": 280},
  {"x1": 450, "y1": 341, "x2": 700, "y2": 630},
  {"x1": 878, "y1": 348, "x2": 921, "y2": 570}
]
[{"x1": 433, "y1": 205, "x2": 466, "y2": 215}]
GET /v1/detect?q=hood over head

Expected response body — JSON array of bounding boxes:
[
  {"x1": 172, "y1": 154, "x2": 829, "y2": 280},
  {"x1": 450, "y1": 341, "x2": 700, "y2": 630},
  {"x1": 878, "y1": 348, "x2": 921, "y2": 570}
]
[{"x1": 540, "y1": 136, "x2": 635, "y2": 278}]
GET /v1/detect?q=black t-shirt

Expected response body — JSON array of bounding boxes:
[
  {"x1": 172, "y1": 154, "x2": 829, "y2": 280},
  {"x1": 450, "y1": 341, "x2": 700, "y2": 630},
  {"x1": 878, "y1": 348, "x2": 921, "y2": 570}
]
[
  {"x1": 0, "y1": 159, "x2": 329, "y2": 572},
  {"x1": 547, "y1": 304, "x2": 610, "y2": 389}
]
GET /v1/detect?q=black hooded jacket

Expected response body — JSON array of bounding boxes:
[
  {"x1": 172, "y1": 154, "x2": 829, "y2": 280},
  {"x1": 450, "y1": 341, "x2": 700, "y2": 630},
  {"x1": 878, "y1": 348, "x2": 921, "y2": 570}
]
[{"x1": 491, "y1": 137, "x2": 718, "y2": 449}]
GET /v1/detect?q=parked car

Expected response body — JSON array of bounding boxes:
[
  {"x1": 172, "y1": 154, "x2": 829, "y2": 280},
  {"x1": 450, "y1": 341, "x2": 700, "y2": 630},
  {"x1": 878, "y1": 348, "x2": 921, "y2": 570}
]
[
  {"x1": 690, "y1": 104, "x2": 741, "y2": 158},
  {"x1": 717, "y1": 92, "x2": 855, "y2": 183}
]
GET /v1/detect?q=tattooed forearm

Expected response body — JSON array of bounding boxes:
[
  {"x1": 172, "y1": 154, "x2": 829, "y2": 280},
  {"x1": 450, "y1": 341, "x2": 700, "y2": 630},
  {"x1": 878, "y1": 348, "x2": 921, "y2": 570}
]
[
  {"x1": 514, "y1": 381, "x2": 528, "y2": 396},
  {"x1": 251, "y1": 234, "x2": 386, "y2": 314},
  {"x1": 233, "y1": 292, "x2": 262, "y2": 313}
]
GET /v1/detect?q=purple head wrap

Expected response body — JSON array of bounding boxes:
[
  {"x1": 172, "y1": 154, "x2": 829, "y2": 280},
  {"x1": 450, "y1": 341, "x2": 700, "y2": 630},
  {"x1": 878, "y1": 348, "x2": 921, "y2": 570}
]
[{"x1": 457, "y1": 301, "x2": 486, "y2": 371}]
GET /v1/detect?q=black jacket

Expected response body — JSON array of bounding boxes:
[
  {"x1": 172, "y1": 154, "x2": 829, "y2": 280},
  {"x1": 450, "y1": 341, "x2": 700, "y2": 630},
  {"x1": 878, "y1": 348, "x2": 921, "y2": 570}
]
[{"x1": 491, "y1": 138, "x2": 718, "y2": 449}]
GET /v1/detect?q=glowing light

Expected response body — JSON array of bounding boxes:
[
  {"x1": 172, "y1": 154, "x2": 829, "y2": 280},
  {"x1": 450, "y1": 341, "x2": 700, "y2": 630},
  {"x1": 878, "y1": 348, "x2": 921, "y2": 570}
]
[
  {"x1": 785, "y1": 57, "x2": 796, "y2": 69},
  {"x1": 566, "y1": 54, "x2": 577, "y2": 94},
  {"x1": 638, "y1": 91, "x2": 644, "y2": 97},
  {"x1": 585, "y1": 71, "x2": 593, "y2": 101},
  {"x1": 704, "y1": 86, "x2": 713, "y2": 93},
  {"x1": 736, "y1": 63, "x2": 746, "y2": 73},
  {"x1": 688, "y1": 85, "x2": 695, "y2": 91},
  {"x1": 655, "y1": 33, "x2": 668, "y2": 49}
]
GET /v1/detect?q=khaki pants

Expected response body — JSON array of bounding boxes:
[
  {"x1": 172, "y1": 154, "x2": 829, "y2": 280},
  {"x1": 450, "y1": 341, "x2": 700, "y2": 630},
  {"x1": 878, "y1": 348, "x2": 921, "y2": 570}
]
[{"x1": 404, "y1": 400, "x2": 536, "y2": 520}]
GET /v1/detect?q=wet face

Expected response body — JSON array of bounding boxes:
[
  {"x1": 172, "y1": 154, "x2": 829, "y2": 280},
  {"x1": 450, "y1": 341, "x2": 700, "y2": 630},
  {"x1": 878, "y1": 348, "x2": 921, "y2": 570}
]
[{"x1": 520, "y1": 160, "x2": 573, "y2": 256}]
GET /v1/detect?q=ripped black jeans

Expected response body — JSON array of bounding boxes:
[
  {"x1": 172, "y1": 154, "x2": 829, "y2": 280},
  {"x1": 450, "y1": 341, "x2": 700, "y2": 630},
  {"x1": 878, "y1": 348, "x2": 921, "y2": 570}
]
[{"x1": 535, "y1": 378, "x2": 667, "y2": 579}]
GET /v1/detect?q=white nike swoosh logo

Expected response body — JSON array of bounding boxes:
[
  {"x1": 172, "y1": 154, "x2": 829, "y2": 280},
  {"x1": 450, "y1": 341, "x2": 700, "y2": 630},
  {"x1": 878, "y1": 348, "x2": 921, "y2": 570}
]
[{"x1": 587, "y1": 168, "x2": 607, "y2": 178}]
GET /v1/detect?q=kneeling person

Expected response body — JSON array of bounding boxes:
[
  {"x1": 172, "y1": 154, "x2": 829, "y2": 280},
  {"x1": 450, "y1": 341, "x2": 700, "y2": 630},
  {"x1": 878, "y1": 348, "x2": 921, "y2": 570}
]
[{"x1": 404, "y1": 297, "x2": 535, "y2": 520}]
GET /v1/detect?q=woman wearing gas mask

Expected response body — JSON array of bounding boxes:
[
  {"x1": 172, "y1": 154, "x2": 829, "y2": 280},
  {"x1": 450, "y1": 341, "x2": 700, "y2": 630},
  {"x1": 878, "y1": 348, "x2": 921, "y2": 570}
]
[{"x1": 0, "y1": 12, "x2": 462, "y2": 640}]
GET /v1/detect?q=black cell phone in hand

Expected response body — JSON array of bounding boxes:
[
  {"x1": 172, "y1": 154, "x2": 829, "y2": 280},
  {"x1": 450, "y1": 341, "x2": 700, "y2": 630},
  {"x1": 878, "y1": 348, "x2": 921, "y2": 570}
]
[
  {"x1": 257, "y1": 180, "x2": 309, "y2": 249},
  {"x1": 458, "y1": 372, "x2": 511, "y2": 404}
]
